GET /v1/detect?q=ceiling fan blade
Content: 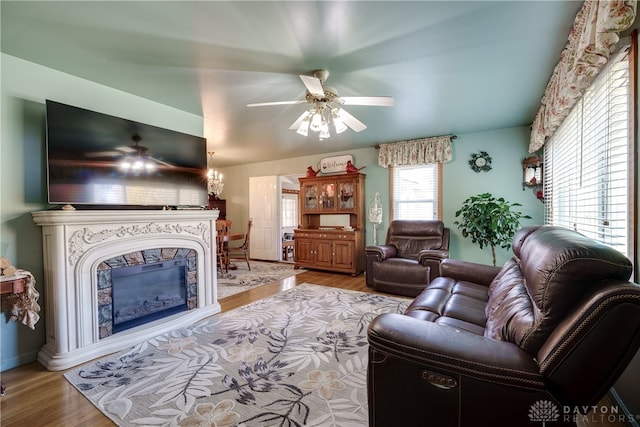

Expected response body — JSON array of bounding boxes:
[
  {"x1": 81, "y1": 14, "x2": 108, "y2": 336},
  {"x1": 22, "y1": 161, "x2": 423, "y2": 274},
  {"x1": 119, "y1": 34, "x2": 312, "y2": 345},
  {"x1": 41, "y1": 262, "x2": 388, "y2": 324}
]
[
  {"x1": 84, "y1": 150, "x2": 121, "y2": 158},
  {"x1": 151, "y1": 157, "x2": 175, "y2": 168},
  {"x1": 247, "y1": 100, "x2": 306, "y2": 107},
  {"x1": 299, "y1": 75, "x2": 325, "y2": 97},
  {"x1": 337, "y1": 108, "x2": 367, "y2": 132},
  {"x1": 340, "y1": 96, "x2": 395, "y2": 107},
  {"x1": 115, "y1": 145, "x2": 138, "y2": 153},
  {"x1": 288, "y1": 111, "x2": 311, "y2": 130}
]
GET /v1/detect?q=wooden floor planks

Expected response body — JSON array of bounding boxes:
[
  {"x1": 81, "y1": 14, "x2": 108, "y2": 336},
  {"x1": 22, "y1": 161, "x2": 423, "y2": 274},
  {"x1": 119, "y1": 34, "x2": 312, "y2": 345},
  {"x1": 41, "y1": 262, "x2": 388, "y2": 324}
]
[{"x1": 0, "y1": 269, "x2": 629, "y2": 426}]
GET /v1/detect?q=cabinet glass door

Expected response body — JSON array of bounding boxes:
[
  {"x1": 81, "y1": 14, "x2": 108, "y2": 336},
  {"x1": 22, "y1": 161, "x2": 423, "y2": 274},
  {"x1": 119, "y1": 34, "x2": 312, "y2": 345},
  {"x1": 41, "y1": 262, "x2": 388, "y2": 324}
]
[
  {"x1": 302, "y1": 182, "x2": 319, "y2": 211},
  {"x1": 338, "y1": 181, "x2": 355, "y2": 210},
  {"x1": 319, "y1": 182, "x2": 336, "y2": 211}
]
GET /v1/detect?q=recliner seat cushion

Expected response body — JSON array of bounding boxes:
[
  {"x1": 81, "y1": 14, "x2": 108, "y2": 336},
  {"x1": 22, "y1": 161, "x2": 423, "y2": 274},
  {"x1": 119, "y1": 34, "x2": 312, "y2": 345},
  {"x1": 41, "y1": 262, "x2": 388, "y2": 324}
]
[{"x1": 372, "y1": 258, "x2": 429, "y2": 285}]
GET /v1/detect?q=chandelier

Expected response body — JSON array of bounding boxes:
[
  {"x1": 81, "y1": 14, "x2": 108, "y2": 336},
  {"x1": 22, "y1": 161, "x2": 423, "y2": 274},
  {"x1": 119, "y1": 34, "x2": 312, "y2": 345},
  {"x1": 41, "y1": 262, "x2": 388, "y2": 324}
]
[
  {"x1": 207, "y1": 151, "x2": 224, "y2": 197},
  {"x1": 294, "y1": 104, "x2": 348, "y2": 140}
]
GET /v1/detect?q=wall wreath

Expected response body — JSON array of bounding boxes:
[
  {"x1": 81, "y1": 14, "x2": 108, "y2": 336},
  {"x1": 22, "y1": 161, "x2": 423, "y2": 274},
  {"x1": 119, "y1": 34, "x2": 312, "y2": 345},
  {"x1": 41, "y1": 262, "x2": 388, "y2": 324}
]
[{"x1": 469, "y1": 151, "x2": 492, "y2": 173}]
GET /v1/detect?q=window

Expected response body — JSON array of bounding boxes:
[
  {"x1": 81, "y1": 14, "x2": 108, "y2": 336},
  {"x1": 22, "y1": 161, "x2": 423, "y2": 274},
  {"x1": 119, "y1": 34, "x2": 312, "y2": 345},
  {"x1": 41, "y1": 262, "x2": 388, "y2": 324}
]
[
  {"x1": 281, "y1": 193, "x2": 298, "y2": 228},
  {"x1": 543, "y1": 40, "x2": 634, "y2": 259},
  {"x1": 390, "y1": 164, "x2": 442, "y2": 220}
]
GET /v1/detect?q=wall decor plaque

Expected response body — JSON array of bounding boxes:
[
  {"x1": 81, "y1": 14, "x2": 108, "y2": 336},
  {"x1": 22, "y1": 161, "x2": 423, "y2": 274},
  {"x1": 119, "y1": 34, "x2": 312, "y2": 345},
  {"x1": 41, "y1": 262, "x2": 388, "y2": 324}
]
[{"x1": 320, "y1": 154, "x2": 354, "y2": 174}]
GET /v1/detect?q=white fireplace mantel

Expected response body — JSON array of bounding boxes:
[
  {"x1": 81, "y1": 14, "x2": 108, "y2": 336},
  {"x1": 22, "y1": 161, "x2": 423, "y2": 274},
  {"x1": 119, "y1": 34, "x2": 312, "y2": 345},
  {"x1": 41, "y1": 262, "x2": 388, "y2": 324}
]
[{"x1": 32, "y1": 209, "x2": 220, "y2": 371}]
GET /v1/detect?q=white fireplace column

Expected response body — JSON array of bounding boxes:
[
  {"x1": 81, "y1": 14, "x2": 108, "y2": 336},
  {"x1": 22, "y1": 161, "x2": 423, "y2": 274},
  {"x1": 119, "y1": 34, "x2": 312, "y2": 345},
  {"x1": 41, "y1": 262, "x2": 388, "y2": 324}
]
[{"x1": 31, "y1": 209, "x2": 220, "y2": 371}]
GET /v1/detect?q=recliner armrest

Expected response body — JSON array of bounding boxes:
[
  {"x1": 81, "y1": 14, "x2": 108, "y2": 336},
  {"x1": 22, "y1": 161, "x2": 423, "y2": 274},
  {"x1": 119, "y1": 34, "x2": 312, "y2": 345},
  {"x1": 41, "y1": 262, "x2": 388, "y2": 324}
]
[
  {"x1": 365, "y1": 245, "x2": 397, "y2": 260},
  {"x1": 418, "y1": 249, "x2": 448, "y2": 264},
  {"x1": 368, "y1": 313, "x2": 544, "y2": 390},
  {"x1": 440, "y1": 258, "x2": 501, "y2": 287}
]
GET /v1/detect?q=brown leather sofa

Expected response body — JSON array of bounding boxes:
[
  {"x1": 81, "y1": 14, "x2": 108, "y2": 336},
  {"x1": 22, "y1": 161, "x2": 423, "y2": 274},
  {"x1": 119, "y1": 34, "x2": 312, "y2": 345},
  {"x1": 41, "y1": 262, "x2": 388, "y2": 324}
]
[
  {"x1": 367, "y1": 225, "x2": 640, "y2": 427},
  {"x1": 365, "y1": 220, "x2": 450, "y2": 297}
]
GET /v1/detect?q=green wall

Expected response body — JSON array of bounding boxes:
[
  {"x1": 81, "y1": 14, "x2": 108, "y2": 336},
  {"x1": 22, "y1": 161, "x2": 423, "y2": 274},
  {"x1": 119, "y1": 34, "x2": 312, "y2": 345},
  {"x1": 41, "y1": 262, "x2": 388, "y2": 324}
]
[
  {"x1": 443, "y1": 127, "x2": 543, "y2": 265},
  {"x1": 0, "y1": 54, "x2": 204, "y2": 371},
  {"x1": 222, "y1": 125, "x2": 543, "y2": 267},
  {"x1": 2, "y1": 49, "x2": 636, "y2": 417}
]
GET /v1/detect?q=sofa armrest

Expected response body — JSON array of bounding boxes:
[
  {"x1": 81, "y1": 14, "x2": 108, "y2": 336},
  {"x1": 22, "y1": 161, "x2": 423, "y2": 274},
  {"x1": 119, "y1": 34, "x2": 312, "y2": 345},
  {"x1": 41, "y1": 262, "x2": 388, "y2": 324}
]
[
  {"x1": 440, "y1": 258, "x2": 501, "y2": 287},
  {"x1": 368, "y1": 313, "x2": 544, "y2": 390},
  {"x1": 365, "y1": 245, "x2": 397, "y2": 260}
]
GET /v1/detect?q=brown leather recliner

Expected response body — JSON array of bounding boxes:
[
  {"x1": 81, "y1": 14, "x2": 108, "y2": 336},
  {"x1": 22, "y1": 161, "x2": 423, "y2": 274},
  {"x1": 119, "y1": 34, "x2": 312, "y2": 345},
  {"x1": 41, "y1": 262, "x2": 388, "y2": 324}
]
[
  {"x1": 365, "y1": 220, "x2": 450, "y2": 297},
  {"x1": 367, "y1": 225, "x2": 640, "y2": 427}
]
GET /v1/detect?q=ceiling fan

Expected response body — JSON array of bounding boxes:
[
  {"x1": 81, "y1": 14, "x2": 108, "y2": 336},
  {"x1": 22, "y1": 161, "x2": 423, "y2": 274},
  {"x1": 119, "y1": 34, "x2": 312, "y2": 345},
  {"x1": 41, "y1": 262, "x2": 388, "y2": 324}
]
[
  {"x1": 247, "y1": 69, "x2": 395, "y2": 138},
  {"x1": 85, "y1": 134, "x2": 173, "y2": 171}
]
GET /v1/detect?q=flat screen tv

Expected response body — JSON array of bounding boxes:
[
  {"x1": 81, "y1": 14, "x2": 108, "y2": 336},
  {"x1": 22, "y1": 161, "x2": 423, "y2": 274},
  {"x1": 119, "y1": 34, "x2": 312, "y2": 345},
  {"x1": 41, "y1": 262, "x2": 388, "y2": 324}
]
[{"x1": 45, "y1": 100, "x2": 208, "y2": 208}]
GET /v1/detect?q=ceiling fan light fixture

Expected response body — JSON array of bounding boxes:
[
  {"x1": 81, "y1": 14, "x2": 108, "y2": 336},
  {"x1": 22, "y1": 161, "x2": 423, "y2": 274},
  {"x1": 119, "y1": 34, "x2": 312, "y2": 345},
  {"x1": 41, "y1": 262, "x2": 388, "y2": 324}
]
[
  {"x1": 320, "y1": 118, "x2": 330, "y2": 133},
  {"x1": 296, "y1": 119, "x2": 310, "y2": 136},
  {"x1": 249, "y1": 69, "x2": 394, "y2": 139},
  {"x1": 296, "y1": 111, "x2": 312, "y2": 135},
  {"x1": 319, "y1": 126, "x2": 330, "y2": 140},
  {"x1": 309, "y1": 110, "x2": 323, "y2": 132},
  {"x1": 331, "y1": 108, "x2": 348, "y2": 134}
]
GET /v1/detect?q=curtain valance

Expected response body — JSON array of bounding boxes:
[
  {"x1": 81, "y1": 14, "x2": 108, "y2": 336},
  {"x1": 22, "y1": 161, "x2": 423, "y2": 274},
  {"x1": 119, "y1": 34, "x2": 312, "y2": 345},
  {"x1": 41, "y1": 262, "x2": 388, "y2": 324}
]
[
  {"x1": 377, "y1": 135, "x2": 453, "y2": 168},
  {"x1": 529, "y1": 0, "x2": 636, "y2": 153}
]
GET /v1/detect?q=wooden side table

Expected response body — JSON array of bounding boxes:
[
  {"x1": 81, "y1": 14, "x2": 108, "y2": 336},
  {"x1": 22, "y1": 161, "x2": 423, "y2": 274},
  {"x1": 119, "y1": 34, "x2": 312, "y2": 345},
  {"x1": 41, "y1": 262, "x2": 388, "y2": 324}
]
[
  {"x1": 1, "y1": 274, "x2": 29, "y2": 396},
  {"x1": 1, "y1": 275, "x2": 27, "y2": 296}
]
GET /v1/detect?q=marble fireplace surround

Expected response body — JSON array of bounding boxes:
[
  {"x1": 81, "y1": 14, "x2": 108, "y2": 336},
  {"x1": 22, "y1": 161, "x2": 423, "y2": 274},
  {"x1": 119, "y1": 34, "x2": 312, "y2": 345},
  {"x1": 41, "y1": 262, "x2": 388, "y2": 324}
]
[{"x1": 32, "y1": 209, "x2": 220, "y2": 371}]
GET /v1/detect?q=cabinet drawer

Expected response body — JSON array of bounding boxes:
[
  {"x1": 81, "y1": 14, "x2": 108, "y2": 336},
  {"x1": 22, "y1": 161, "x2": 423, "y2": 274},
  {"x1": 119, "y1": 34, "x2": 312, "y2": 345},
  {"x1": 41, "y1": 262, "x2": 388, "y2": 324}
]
[{"x1": 295, "y1": 231, "x2": 355, "y2": 240}]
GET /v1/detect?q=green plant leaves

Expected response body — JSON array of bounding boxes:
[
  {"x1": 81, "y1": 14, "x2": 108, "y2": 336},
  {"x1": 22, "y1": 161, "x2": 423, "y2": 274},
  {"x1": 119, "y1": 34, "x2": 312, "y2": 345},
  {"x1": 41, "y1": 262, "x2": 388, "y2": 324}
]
[{"x1": 453, "y1": 192, "x2": 530, "y2": 265}]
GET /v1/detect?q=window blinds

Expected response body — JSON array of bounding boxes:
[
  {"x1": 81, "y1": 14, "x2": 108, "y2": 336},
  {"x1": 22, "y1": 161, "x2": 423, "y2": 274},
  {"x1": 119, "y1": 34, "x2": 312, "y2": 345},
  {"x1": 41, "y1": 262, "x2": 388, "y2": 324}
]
[
  {"x1": 543, "y1": 43, "x2": 631, "y2": 256},
  {"x1": 390, "y1": 164, "x2": 440, "y2": 220}
]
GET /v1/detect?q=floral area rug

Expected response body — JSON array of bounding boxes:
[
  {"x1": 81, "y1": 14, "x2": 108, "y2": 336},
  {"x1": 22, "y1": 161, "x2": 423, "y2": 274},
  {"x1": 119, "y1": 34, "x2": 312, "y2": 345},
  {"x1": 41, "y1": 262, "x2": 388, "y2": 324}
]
[
  {"x1": 217, "y1": 260, "x2": 305, "y2": 299},
  {"x1": 64, "y1": 283, "x2": 410, "y2": 426}
]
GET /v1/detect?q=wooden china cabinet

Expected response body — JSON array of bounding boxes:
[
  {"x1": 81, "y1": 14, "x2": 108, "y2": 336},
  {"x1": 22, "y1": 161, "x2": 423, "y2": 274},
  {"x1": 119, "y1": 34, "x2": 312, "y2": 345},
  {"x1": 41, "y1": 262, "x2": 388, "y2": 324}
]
[{"x1": 294, "y1": 173, "x2": 365, "y2": 275}]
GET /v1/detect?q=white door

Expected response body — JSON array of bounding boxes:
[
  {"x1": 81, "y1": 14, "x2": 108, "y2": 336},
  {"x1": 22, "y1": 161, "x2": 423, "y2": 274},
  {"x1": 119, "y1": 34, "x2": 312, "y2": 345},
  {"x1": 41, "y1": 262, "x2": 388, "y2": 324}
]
[{"x1": 249, "y1": 175, "x2": 280, "y2": 260}]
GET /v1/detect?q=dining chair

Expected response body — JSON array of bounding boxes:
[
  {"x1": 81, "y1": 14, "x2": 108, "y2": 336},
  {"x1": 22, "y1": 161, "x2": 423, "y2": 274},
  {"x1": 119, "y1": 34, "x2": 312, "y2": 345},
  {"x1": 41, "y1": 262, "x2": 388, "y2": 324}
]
[
  {"x1": 215, "y1": 220, "x2": 230, "y2": 274},
  {"x1": 216, "y1": 219, "x2": 232, "y2": 231},
  {"x1": 228, "y1": 219, "x2": 252, "y2": 270}
]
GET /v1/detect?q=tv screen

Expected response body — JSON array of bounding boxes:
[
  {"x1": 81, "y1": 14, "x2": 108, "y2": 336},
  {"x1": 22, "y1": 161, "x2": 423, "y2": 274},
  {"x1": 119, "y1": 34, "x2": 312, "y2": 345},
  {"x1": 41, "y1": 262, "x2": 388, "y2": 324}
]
[{"x1": 45, "y1": 100, "x2": 208, "y2": 208}]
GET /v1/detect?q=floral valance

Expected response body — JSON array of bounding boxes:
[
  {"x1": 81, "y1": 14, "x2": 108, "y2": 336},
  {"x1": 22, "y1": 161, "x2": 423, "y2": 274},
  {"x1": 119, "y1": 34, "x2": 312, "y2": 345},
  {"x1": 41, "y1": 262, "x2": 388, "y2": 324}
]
[
  {"x1": 377, "y1": 135, "x2": 453, "y2": 168},
  {"x1": 529, "y1": 0, "x2": 636, "y2": 153}
]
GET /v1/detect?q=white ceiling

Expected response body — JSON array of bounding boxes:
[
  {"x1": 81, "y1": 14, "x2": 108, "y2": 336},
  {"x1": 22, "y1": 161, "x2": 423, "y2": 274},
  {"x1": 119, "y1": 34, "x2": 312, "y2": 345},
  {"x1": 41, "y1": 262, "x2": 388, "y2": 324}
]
[{"x1": 1, "y1": 1, "x2": 582, "y2": 167}]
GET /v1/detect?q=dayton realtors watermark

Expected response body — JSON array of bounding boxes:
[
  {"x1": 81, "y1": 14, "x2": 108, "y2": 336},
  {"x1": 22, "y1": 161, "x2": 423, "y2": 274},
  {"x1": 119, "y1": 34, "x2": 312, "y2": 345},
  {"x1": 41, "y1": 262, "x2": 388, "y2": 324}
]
[
  {"x1": 563, "y1": 405, "x2": 636, "y2": 424},
  {"x1": 529, "y1": 400, "x2": 638, "y2": 425}
]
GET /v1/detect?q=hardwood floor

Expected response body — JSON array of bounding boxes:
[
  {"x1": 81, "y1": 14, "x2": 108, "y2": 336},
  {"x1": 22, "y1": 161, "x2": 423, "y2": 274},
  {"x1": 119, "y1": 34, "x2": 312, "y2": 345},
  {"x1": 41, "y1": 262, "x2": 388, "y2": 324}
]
[
  {"x1": 0, "y1": 270, "x2": 371, "y2": 426},
  {"x1": 0, "y1": 269, "x2": 630, "y2": 426}
]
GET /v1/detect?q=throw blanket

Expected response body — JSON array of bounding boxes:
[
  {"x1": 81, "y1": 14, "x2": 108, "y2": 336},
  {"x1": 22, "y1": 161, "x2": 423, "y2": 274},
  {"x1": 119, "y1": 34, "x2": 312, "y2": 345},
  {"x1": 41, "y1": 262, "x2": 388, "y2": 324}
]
[{"x1": 4, "y1": 270, "x2": 40, "y2": 330}]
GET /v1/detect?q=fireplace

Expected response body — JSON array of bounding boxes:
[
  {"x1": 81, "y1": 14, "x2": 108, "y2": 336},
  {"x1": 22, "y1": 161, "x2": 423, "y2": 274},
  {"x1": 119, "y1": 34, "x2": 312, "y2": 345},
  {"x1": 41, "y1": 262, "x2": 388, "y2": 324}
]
[
  {"x1": 96, "y1": 248, "x2": 198, "y2": 338},
  {"x1": 32, "y1": 209, "x2": 220, "y2": 371},
  {"x1": 112, "y1": 259, "x2": 187, "y2": 333}
]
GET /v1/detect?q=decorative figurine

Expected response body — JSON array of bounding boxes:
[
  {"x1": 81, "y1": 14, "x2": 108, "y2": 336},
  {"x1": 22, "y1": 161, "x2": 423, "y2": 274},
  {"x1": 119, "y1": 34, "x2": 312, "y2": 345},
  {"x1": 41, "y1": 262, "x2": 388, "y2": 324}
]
[
  {"x1": 368, "y1": 192, "x2": 383, "y2": 245},
  {"x1": 306, "y1": 166, "x2": 319, "y2": 177},
  {"x1": 345, "y1": 160, "x2": 365, "y2": 174}
]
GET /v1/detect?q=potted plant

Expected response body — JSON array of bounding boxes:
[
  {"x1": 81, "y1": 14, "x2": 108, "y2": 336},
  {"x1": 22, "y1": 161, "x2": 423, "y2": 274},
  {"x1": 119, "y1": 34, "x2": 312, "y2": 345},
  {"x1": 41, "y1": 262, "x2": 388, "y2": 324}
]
[{"x1": 454, "y1": 192, "x2": 531, "y2": 266}]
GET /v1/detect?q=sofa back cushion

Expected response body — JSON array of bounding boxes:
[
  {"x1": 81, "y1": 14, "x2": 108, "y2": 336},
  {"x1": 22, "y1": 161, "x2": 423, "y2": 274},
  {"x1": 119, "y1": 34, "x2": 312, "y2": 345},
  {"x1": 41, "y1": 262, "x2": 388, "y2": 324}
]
[
  {"x1": 387, "y1": 220, "x2": 445, "y2": 259},
  {"x1": 484, "y1": 258, "x2": 535, "y2": 345},
  {"x1": 506, "y1": 226, "x2": 632, "y2": 355}
]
